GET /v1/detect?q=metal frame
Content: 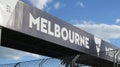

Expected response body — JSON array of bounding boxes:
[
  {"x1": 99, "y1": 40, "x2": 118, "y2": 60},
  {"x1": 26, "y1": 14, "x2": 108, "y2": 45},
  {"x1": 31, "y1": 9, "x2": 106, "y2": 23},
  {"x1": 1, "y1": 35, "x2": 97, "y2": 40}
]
[
  {"x1": 70, "y1": 54, "x2": 80, "y2": 67},
  {"x1": 39, "y1": 59, "x2": 48, "y2": 67}
]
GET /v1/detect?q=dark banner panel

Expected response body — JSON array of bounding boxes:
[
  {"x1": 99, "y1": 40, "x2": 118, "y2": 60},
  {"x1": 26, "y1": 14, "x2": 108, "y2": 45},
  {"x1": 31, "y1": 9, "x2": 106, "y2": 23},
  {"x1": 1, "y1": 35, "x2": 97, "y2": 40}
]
[{"x1": 0, "y1": 1, "x2": 119, "y2": 62}]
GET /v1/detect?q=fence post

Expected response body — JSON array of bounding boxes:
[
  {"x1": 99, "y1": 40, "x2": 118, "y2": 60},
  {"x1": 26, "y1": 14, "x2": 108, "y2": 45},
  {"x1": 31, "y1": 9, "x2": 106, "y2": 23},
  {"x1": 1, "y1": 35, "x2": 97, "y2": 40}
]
[
  {"x1": 14, "y1": 62, "x2": 20, "y2": 67},
  {"x1": 70, "y1": 54, "x2": 80, "y2": 67},
  {"x1": 39, "y1": 59, "x2": 48, "y2": 67}
]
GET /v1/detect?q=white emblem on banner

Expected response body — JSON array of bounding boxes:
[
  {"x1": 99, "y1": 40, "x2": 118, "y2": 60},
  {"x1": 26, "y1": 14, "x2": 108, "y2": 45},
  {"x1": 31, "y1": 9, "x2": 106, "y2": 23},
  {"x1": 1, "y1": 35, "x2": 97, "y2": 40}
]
[{"x1": 94, "y1": 36, "x2": 101, "y2": 56}]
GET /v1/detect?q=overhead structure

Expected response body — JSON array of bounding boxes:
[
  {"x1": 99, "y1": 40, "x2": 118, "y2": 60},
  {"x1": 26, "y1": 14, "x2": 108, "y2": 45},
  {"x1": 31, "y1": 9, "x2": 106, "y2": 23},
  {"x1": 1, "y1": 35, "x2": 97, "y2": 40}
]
[{"x1": 0, "y1": 0, "x2": 120, "y2": 67}]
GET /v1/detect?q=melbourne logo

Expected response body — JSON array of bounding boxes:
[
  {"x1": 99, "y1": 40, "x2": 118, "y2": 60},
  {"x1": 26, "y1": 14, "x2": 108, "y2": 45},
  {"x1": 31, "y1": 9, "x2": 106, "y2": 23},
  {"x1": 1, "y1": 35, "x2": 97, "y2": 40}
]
[
  {"x1": 94, "y1": 36, "x2": 101, "y2": 56},
  {"x1": 29, "y1": 13, "x2": 90, "y2": 49}
]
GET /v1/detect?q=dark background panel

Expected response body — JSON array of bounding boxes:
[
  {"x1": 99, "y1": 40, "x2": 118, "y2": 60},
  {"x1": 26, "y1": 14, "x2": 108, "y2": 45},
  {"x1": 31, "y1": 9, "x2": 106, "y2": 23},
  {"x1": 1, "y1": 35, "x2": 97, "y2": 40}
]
[{"x1": 0, "y1": 1, "x2": 119, "y2": 64}]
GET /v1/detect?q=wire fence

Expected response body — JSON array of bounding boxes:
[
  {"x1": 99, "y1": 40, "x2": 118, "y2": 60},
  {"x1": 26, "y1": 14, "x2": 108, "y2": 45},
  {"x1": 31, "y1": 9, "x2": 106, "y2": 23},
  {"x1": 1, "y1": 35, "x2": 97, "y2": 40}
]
[
  {"x1": 0, "y1": 49, "x2": 120, "y2": 67},
  {"x1": 0, "y1": 58, "x2": 66, "y2": 67},
  {"x1": 0, "y1": 58, "x2": 92, "y2": 67}
]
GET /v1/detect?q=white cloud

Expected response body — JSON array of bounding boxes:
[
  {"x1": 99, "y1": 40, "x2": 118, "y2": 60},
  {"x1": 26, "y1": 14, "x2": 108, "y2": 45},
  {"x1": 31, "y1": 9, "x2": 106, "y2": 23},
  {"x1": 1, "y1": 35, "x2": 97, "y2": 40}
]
[
  {"x1": 31, "y1": 54, "x2": 41, "y2": 58},
  {"x1": 76, "y1": 1, "x2": 85, "y2": 8},
  {"x1": 53, "y1": 2, "x2": 66, "y2": 9},
  {"x1": 74, "y1": 21, "x2": 120, "y2": 41},
  {"x1": 116, "y1": 19, "x2": 120, "y2": 24},
  {"x1": 46, "y1": 7, "x2": 51, "y2": 12},
  {"x1": 5, "y1": 55, "x2": 21, "y2": 60},
  {"x1": 0, "y1": 47, "x2": 40, "y2": 60},
  {"x1": 29, "y1": 0, "x2": 52, "y2": 10},
  {"x1": 54, "y1": 2, "x2": 60, "y2": 9}
]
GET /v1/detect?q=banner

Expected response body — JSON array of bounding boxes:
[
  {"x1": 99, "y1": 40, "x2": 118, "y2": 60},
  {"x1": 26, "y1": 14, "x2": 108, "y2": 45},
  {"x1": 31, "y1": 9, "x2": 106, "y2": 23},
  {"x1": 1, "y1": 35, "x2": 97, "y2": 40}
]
[{"x1": 0, "y1": 0, "x2": 119, "y2": 62}]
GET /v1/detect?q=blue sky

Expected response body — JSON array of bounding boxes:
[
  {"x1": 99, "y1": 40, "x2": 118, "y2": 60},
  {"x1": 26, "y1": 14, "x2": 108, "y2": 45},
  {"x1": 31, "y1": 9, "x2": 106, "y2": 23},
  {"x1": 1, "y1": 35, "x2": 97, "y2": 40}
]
[
  {"x1": 24, "y1": 0, "x2": 120, "y2": 25},
  {"x1": 22, "y1": 0, "x2": 120, "y2": 47},
  {"x1": 0, "y1": 0, "x2": 120, "y2": 65}
]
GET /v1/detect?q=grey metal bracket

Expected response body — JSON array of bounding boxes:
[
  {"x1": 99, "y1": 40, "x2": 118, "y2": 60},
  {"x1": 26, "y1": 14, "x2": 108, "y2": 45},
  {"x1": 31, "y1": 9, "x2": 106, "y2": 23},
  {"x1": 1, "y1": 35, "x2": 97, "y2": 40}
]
[
  {"x1": 14, "y1": 62, "x2": 20, "y2": 67},
  {"x1": 39, "y1": 59, "x2": 48, "y2": 67},
  {"x1": 70, "y1": 54, "x2": 80, "y2": 67}
]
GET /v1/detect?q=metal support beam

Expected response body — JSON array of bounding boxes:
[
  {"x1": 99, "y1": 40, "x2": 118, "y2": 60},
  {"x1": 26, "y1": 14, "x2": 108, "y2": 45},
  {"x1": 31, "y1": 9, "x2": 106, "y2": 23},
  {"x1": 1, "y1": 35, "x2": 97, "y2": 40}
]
[
  {"x1": 39, "y1": 59, "x2": 48, "y2": 67},
  {"x1": 14, "y1": 62, "x2": 20, "y2": 67},
  {"x1": 70, "y1": 54, "x2": 80, "y2": 67}
]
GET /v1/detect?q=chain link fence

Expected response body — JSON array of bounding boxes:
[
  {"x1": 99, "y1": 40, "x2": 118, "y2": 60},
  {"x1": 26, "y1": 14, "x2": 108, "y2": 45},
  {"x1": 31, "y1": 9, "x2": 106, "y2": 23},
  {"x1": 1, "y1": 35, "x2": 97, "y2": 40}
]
[
  {"x1": 0, "y1": 58, "x2": 65, "y2": 67},
  {"x1": 0, "y1": 57, "x2": 93, "y2": 67}
]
